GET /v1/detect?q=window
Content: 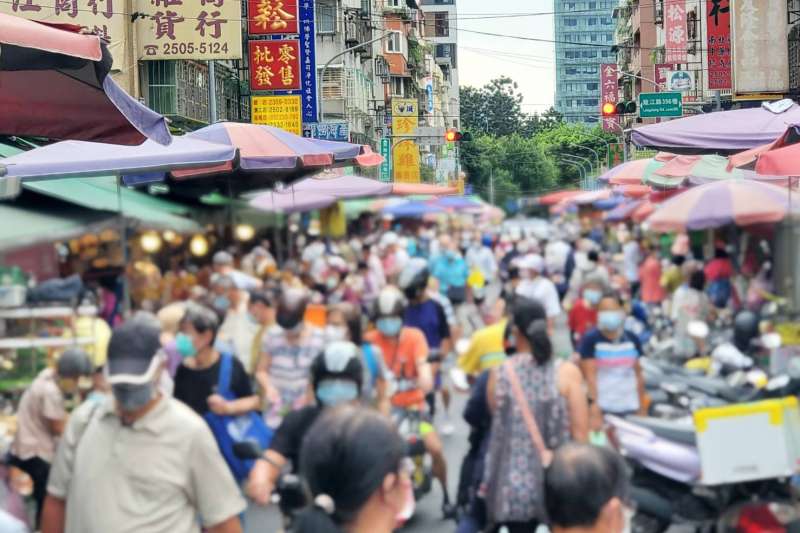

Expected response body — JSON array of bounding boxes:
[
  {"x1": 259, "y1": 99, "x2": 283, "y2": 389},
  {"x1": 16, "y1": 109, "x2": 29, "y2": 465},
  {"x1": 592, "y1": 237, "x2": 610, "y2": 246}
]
[
  {"x1": 391, "y1": 76, "x2": 405, "y2": 97},
  {"x1": 590, "y1": 33, "x2": 598, "y2": 42},
  {"x1": 386, "y1": 0, "x2": 401, "y2": 6},
  {"x1": 605, "y1": 33, "x2": 612, "y2": 41},
  {"x1": 564, "y1": 17, "x2": 577, "y2": 26},
  {"x1": 588, "y1": 17, "x2": 597, "y2": 25},
  {"x1": 582, "y1": 50, "x2": 597, "y2": 58},
  {"x1": 588, "y1": 1, "x2": 596, "y2": 8},
  {"x1": 566, "y1": 67, "x2": 578, "y2": 75},
  {"x1": 386, "y1": 31, "x2": 402, "y2": 53},
  {"x1": 586, "y1": 82, "x2": 598, "y2": 90},
  {"x1": 317, "y1": 4, "x2": 336, "y2": 34},
  {"x1": 425, "y1": 11, "x2": 449, "y2": 37},
  {"x1": 583, "y1": 98, "x2": 597, "y2": 106},
  {"x1": 566, "y1": 2, "x2": 576, "y2": 8}
]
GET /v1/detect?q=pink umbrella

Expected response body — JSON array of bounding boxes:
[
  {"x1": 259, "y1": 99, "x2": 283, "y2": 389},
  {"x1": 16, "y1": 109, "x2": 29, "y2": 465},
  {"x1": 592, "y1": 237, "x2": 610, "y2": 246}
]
[
  {"x1": 249, "y1": 189, "x2": 337, "y2": 213},
  {"x1": 287, "y1": 172, "x2": 392, "y2": 198},
  {"x1": 645, "y1": 180, "x2": 795, "y2": 232}
]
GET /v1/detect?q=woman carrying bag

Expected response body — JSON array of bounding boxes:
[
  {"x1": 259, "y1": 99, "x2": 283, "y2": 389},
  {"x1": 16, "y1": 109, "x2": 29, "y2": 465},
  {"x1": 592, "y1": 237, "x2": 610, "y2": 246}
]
[{"x1": 481, "y1": 296, "x2": 589, "y2": 533}]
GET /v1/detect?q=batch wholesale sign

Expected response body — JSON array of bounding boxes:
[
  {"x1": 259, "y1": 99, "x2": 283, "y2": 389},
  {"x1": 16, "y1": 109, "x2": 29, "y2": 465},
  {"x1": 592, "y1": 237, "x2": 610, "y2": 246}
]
[
  {"x1": 248, "y1": 0, "x2": 317, "y2": 133},
  {"x1": 599, "y1": 63, "x2": 617, "y2": 132},
  {"x1": 706, "y1": 0, "x2": 731, "y2": 90},
  {"x1": 664, "y1": 0, "x2": 687, "y2": 64},
  {"x1": 732, "y1": 0, "x2": 789, "y2": 96},
  {"x1": 137, "y1": 0, "x2": 243, "y2": 60},
  {"x1": 0, "y1": 0, "x2": 127, "y2": 67}
]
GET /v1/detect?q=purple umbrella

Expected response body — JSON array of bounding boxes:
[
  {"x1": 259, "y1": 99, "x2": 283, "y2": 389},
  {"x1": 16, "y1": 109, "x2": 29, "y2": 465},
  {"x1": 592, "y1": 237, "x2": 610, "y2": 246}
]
[
  {"x1": 430, "y1": 196, "x2": 483, "y2": 210},
  {"x1": 249, "y1": 189, "x2": 337, "y2": 213},
  {"x1": 605, "y1": 199, "x2": 644, "y2": 222},
  {"x1": 287, "y1": 173, "x2": 392, "y2": 198},
  {"x1": 382, "y1": 200, "x2": 445, "y2": 218},
  {"x1": 632, "y1": 101, "x2": 800, "y2": 154}
]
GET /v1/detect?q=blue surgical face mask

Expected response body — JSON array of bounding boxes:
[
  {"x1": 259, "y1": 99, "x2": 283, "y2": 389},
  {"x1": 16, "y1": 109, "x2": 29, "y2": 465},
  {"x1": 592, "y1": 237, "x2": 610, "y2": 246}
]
[
  {"x1": 583, "y1": 289, "x2": 602, "y2": 306},
  {"x1": 377, "y1": 316, "x2": 403, "y2": 337},
  {"x1": 316, "y1": 378, "x2": 359, "y2": 406},
  {"x1": 175, "y1": 332, "x2": 197, "y2": 358},
  {"x1": 598, "y1": 310, "x2": 624, "y2": 332},
  {"x1": 213, "y1": 295, "x2": 230, "y2": 312}
]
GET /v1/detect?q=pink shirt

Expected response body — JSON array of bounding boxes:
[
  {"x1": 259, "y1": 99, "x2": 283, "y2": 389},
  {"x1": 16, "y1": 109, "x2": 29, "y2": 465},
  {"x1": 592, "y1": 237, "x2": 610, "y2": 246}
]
[{"x1": 639, "y1": 256, "x2": 666, "y2": 303}]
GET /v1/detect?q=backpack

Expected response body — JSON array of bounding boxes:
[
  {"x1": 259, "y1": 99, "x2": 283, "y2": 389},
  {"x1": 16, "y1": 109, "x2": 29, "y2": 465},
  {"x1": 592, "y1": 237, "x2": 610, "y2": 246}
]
[
  {"x1": 707, "y1": 278, "x2": 732, "y2": 308},
  {"x1": 203, "y1": 354, "x2": 273, "y2": 482}
]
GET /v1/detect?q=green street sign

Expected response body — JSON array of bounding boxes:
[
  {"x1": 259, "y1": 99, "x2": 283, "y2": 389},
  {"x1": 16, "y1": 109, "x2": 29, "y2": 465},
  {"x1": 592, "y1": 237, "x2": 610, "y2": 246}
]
[
  {"x1": 608, "y1": 143, "x2": 625, "y2": 167},
  {"x1": 639, "y1": 92, "x2": 683, "y2": 118},
  {"x1": 379, "y1": 137, "x2": 391, "y2": 182}
]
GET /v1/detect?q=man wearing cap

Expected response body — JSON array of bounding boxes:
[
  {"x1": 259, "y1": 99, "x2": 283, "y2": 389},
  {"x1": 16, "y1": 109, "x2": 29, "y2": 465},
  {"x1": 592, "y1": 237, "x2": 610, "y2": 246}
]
[
  {"x1": 41, "y1": 314, "x2": 245, "y2": 533},
  {"x1": 9, "y1": 348, "x2": 91, "y2": 528},
  {"x1": 211, "y1": 250, "x2": 262, "y2": 291},
  {"x1": 514, "y1": 253, "x2": 562, "y2": 325}
]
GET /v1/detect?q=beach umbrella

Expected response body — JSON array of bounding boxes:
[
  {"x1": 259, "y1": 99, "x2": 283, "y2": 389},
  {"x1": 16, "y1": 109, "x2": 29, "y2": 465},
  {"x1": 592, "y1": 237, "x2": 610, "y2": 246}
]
[
  {"x1": 593, "y1": 194, "x2": 626, "y2": 210},
  {"x1": 538, "y1": 189, "x2": 583, "y2": 206},
  {"x1": 606, "y1": 199, "x2": 644, "y2": 222},
  {"x1": 429, "y1": 195, "x2": 483, "y2": 211},
  {"x1": 0, "y1": 13, "x2": 170, "y2": 145},
  {"x1": 248, "y1": 189, "x2": 337, "y2": 214},
  {"x1": 285, "y1": 172, "x2": 392, "y2": 199},
  {"x1": 598, "y1": 158, "x2": 667, "y2": 185},
  {"x1": 392, "y1": 182, "x2": 459, "y2": 196},
  {"x1": 647, "y1": 153, "x2": 787, "y2": 188},
  {"x1": 616, "y1": 184, "x2": 652, "y2": 198},
  {"x1": 382, "y1": 200, "x2": 445, "y2": 218},
  {"x1": 632, "y1": 100, "x2": 800, "y2": 154},
  {"x1": 645, "y1": 180, "x2": 796, "y2": 232},
  {"x1": 728, "y1": 125, "x2": 800, "y2": 179}
]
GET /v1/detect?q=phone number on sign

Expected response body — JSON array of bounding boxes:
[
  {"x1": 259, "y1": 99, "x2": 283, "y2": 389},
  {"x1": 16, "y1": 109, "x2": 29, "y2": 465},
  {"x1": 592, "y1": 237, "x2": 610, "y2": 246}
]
[{"x1": 161, "y1": 42, "x2": 230, "y2": 55}]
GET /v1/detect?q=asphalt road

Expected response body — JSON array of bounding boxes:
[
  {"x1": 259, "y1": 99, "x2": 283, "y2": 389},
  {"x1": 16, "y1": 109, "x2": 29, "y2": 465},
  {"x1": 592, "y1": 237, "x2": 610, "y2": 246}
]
[{"x1": 243, "y1": 392, "x2": 472, "y2": 533}]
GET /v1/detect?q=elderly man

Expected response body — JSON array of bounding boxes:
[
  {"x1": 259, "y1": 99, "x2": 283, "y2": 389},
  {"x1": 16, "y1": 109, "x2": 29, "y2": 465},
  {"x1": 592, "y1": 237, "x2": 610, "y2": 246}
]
[
  {"x1": 42, "y1": 314, "x2": 245, "y2": 533},
  {"x1": 544, "y1": 443, "x2": 632, "y2": 533},
  {"x1": 211, "y1": 250, "x2": 262, "y2": 291}
]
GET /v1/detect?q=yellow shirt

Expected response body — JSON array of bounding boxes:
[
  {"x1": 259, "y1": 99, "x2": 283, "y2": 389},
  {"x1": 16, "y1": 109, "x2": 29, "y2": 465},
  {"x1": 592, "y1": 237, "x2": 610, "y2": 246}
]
[{"x1": 458, "y1": 319, "x2": 507, "y2": 375}]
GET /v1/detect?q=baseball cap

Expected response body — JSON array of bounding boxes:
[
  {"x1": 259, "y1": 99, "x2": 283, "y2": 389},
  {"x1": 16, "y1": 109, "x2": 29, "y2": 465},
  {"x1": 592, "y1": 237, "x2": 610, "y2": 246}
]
[
  {"x1": 106, "y1": 313, "x2": 164, "y2": 385},
  {"x1": 213, "y1": 250, "x2": 234, "y2": 266}
]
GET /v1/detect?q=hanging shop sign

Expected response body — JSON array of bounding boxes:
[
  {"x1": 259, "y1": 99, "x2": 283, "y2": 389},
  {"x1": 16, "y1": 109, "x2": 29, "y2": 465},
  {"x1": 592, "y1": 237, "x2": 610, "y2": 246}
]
[
  {"x1": 248, "y1": 0, "x2": 298, "y2": 35},
  {"x1": 248, "y1": 40, "x2": 301, "y2": 91},
  {"x1": 599, "y1": 63, "x2": 617, "y2": 132},
  {"x1": 251, "y1": 95, "x2": 302, "y2": 134},
  {"x1": 705, "y1": 0, "x2": 731, "y2": 90},
  {"x1": 664, "y1": 0, "x2": 687, "y2": 64},
  {"x1": 731, "y1": 0, "x2": 789, "y2": 96},
  {"x1": 137, "y1": 0, "x2": 242, "y2": 60},
  {"x1": 299, "y1": 0, "x2": 317, "y2": 122}
]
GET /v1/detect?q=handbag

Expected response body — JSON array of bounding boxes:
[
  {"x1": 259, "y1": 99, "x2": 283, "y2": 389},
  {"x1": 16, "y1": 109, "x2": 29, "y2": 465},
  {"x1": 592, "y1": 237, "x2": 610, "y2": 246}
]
[
  {"x1": 504, "y1": 360, "x2": 554, "y2": 467},
  {"x1": 204, "y1": 354, "x2": 273, "y2": 482}
]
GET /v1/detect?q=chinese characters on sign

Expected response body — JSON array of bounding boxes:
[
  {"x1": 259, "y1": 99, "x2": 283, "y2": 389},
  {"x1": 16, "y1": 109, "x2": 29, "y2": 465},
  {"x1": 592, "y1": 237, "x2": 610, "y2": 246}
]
[
  {"x1": 654, "y1": 63, "x2": 675, "y2": 88},
  {"x1": 251, "y1": 95, "x2": 302, "y2": 134},
  {"x1": 137, "y1": 0, "x2": 242, "y2": 59},
  {"x1": 664, "y1": 0, "x2": 687, "y2": 64},
  {"x1": 299, "y1": 0, "x2": 318, "y2": 122},
  {"x1": 392, "y1": 98, "x2": 420, "y2": 183},
  {"x1": 302, "y1": 122, "x2": 349, "y2": 141},
  {"x1": 638, "y1": 92, "x2": 683, "y2": 118},
  {"x1": 706, "y1": 0, "x2": 731, "y2": 90},
  {"x1": 599, "y1": 63, "x2": 618, "y2": 132},
  {"x1": 0, "y1": 0, "x2": 126, "y2": 67},
  {"x1": 732, "y1": 0, "x2": 788, "y2": 95},
  {"x1": 248, "y1": 40, "x2": 301, "y2": 91},
  {"x1": 248, "y1": 0, "x2": 298, "y2": 34},
  {"x1": 380, "y1": 137, "x2": 391, "y2": 182},
  {"x1": 607, "y1": 143, "x2": 624, "y2": 168}
]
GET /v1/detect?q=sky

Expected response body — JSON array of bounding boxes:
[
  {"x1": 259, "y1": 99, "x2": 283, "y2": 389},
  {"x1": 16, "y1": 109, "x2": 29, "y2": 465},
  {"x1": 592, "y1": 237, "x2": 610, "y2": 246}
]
[{"x1": 455, "y1": 1, "x2": 556, "y2": 115}]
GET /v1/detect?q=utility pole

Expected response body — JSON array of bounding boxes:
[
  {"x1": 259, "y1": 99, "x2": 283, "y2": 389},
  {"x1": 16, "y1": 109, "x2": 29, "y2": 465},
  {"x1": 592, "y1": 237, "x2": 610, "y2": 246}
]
[
  {"x1": 208, "y1": 61, "x2": 217, "y2": 124},
  {"x1": 489, "y1": 166, "x2": 495, "y2": 205}
]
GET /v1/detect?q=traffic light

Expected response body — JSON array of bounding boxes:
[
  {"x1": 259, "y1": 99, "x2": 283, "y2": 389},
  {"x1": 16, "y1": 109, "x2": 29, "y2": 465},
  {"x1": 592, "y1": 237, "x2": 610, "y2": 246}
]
[
  {"x1": 616, "y1": 101, "x2": 637, "y2": 115},
  {"x1": 445, "y1": 129, "x2": 462, "y2": 142},
  {"x1": 602, "y1": 102, "x2": 616, "y2": 117}
]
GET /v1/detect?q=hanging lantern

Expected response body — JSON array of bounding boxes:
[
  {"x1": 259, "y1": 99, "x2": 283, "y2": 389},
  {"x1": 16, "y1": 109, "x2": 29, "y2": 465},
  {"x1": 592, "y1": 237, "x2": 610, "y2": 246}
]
[
  {"x1": 235, "y1": 224, "x2": 255, "y2": 241},
  {"x1": 190, "y1": 234, "x2": 209, "y2": 257},
  {"x1": 140, "y1": 231, "x2": 163, "y2": 254}
]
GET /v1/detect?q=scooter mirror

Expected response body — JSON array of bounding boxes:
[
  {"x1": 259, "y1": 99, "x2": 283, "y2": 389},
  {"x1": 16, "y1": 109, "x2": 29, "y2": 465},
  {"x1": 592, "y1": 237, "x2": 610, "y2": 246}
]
[
  {"x1": 761, "y1": 332, "x2": 783, "y2": 350},
  {"x1": 687, "y1": 320, "x2": 710, "y2": 339},
  {"x1": 449, "y1": 367, "x2": 470, "y2": 392}
]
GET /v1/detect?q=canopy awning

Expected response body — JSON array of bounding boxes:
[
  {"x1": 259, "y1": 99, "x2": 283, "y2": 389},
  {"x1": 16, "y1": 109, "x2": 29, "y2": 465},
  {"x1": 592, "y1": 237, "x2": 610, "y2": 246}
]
[{"x1": 23, "y1": 176, "x2": 200, "y2": 232}]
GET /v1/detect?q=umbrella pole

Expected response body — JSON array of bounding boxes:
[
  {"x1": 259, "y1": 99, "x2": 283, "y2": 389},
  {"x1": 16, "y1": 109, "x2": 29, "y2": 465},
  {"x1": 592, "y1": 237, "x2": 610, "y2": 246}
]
[{"x1": 117, "y1": 176, "x2": 131, "y2": 316}]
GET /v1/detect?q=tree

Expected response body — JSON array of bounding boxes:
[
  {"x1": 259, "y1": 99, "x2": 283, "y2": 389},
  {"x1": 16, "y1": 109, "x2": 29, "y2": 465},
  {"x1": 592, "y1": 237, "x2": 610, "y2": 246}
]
[
  {"x1": 460, "y1": 77, "x2": 526, "y2": 137},
  {"x1": 535, "y1": 123, "x2": 618, "y2": 187}
]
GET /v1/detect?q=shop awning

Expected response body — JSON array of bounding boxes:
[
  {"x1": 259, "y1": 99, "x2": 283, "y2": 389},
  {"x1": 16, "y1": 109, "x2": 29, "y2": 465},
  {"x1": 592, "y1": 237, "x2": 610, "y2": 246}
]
[
  {"x1": 23, "y1": 176, "x2": 200, "y2": 233},
  {"x1": 0, "y1": 200, "x2": 117, "y2": 250}
]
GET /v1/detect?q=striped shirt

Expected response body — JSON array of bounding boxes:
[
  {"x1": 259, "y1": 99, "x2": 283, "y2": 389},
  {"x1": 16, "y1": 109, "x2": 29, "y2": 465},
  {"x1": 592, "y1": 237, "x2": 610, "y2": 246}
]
[
  {"x1": 579, "y1": 328, "x2": 642, "y2": 414},
  {"x1": 262, "y1": 324, "x2": 326, "y2": 429}
]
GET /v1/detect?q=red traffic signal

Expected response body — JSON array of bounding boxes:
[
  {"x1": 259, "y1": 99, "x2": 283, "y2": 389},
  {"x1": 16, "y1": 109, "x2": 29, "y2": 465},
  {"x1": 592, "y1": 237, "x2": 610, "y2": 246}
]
[
  {"x1": 445, "y1": 129, "x2": 462, "y2": 142},
  {"x1": 601, "y1": 102, "x2": 616, "y2": 117}
]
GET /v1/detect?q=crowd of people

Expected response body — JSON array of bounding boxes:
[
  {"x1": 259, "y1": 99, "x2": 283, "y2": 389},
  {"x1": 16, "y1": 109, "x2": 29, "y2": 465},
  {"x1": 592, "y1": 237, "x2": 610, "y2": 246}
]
[{"x1": 1, "y1": 214, "x2": 776, "y2": 533}]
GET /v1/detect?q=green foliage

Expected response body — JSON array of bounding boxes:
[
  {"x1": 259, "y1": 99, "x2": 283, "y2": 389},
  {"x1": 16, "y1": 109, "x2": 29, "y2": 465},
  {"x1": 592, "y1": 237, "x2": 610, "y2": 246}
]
[{"x1": 535, "y1": 123, "x2": 618, "y2": 187}]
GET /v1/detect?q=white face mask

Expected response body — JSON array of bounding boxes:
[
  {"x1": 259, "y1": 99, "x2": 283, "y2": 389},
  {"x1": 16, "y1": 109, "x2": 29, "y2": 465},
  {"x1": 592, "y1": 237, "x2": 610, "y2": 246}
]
[{"x1": 324, "y1": 325, "x2": 348, "y2": 342}]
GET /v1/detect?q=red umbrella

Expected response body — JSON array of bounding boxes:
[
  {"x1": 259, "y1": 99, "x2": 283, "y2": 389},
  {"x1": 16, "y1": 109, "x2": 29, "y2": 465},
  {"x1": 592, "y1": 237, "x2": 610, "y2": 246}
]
[
  {"x1": 538, "y1": 189, "x2": 583, "y2": 206},
  {"x1": 0, "y1": 13, "x2": 170, "y2": 145},
  {"x1": 617, "y1": 184, "x2": 651, "y2": 198}
]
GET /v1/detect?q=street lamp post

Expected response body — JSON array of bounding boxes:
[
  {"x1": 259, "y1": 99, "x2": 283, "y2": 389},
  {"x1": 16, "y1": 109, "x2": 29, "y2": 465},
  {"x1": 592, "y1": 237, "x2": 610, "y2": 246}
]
[
  {"x1": 573, "y1": 145, "x2": 601, "y2": 172},
  {"x1": 561, "y1": 154, "x2": 594, "y2": 189},
  {"x1": 319, "y1": 32, "x2": 392, "y2": 124},
  {"x1": 559, "y1": 159, "x2": 587, "y2": 189}
]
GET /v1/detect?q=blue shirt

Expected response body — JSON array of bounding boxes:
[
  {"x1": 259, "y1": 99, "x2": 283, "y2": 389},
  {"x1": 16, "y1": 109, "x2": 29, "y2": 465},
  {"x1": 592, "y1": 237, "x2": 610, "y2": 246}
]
[
  {"x1": 579, "y1": 328, "x2": 642, "y2": 414},
  {"x1": 431, "y1": 253, "x2": 469, "y2": 293},
  {"x1": 403, "y1": 299, "x2": 450, "y2": 352}
]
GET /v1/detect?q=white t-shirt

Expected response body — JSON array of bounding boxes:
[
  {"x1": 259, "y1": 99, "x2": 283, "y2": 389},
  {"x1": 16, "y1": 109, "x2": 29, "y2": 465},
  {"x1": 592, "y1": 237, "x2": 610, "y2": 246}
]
[
  {"x1": 516, "y1": 276, "x2": 562, "y2": 318},
  {"x1": 623, "y1": 241, "x2": 642, "y2": 282}
]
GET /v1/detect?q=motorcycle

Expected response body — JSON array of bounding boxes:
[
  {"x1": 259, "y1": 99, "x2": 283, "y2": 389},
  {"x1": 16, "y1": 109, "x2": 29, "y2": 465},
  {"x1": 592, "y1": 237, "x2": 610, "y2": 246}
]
[
  {"x1": 606, "y1": 415, "x2": 800, "y2": 533},
  {"x1": 393, "y1": 407, "x2": 433, "y2": 502}
]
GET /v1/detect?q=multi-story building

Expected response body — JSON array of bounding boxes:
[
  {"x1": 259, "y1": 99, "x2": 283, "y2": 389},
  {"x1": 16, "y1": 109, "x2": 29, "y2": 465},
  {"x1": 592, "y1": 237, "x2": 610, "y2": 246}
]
[
  {"x1": 419, "y1": 0, "x2": 459, "y2": 130},
  {"x1": 554, "y1": 0, "x2": 617, "y2": 124}
]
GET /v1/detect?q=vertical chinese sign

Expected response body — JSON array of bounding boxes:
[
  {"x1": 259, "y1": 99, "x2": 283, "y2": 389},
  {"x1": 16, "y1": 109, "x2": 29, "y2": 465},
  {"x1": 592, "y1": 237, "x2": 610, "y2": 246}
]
[
  {"x1": 251, "y1": 95, "x2": 302, "y2": 134},
  {"x1": 654, "y1": 63, "x2": 674, "y2": 89},
  {"x1": 706, "y1": 0, "x2": 731, "y2": 89},
  {"x1": 599, "y1": 63, "x2": 617, "y2": 132},
  {"x1": 136, "y1": 0, "x2": 243, "y2": 60},
  {"x1": 731, "y1": 0, "x2": 788, "y2": 95},
  {"x1": 247, "y1": 0, "x2": 316, "y2": 134},
  {"x1": 0, "y1": 0, "x2": 126, "y2": 67},
  {"x1": 664, "y1": 0, "x2": 687, "y2": 64},
  {"x1": 392, "y1": 98, "x2": 420, "y2": 184},
  {"x1": 380, "y1": 137, "x2": 391, "y2": 182}
]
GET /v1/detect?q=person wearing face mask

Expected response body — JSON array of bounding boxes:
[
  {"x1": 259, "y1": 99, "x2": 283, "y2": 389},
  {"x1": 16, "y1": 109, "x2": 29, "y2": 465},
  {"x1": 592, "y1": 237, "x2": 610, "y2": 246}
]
[
  {"x1": 247, "y1": 343, "x2": 366, "y2": 506},
  {"x1": 9, "y1": 348, "x2": 91, "y2": 528},
  {"x1": 514, "y1": 254, "x2": 562, "y2": 329},
  {"x1": 567, "y1": 275, "x2": 605, "y2": 345},
  {"x1": 213, "y1": 275, "x2": 258, "y2": 373},
  {"x1": 42, "y1": 314, "x2": 246, "y2": 533},
  {"x1": 248, "y1": 291, "x2": 275, "y2": 378},
  {"x1": 431, "y1": 236, "x2": 470, "y2": 306},
  {"x1": 211, "y1": 250, "x2": 262, "y2": 291},
  {"x1": 544, "y1": 443, "x2": 633, "y2": 533},
  {"x1": 364, "y1": 286, "x2": 456, "y2": 519},
  {"x1": 579, "y1": 295, "x2": 647, "y2": 428},
  {"x1": 255, "y1": 287, "x2": 326, "y2": 429},
  {"x1": 326, "y1": 303, "x2": 390, "y2": 414},
  {"x1": 290, "y1": 405, "x2": 415, "y2": 533}
]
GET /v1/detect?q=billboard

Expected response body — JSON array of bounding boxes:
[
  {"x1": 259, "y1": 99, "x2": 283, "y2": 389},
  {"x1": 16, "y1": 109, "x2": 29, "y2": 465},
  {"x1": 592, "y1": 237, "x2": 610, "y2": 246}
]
[
  {"x1": 248, "y1": 0, "x2": 298, "y2": 35},
  {"x1": 137, "y1": 0, "x2": 242, "y2": 60},
  {"x1": 251, "y1": 95, "x2": 302, "y2": 134},
  {"x1": 299, "y1": 0, "x2": 317, "y2": 122},
  {"x1": 665, "y1": 70, "x2": 694, "y2": 92},
  {"x1": 391, "y1": 98, "x2": 420, "y2": 183},
  {"x1": 706, "y1": 0, "x2": 731, "y2": 90},
  {"x1": 732, "y1": 0, "x2": 788, "y2": 95},
  {"x1": 248, "y1": 40, "x2": 301, "y2": 91},
  {"x1": 599, "y1": 63, "x2": 618, "y2": 132},
  {"x1": 0, "y1": 0, "x2": 126, "y2": 67},
  {"x1": 664, "y1": 0, "x2": 687, "y2": 64}
]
